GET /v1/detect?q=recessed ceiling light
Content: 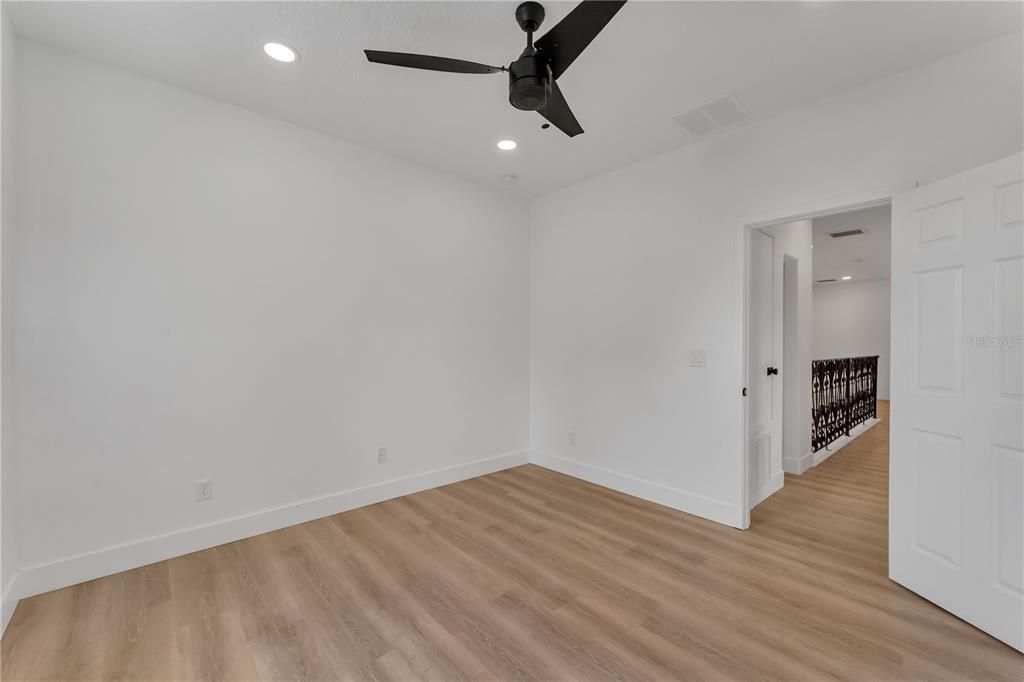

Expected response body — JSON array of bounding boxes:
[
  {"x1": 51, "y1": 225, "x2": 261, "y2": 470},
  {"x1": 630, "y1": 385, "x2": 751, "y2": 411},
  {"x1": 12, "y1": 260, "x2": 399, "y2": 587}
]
[
  {"x1": 841, "y1": 275, "x2": 853, "y2": 280},
  {"x1": 497, "y1": 139, "x2": 517, "y2": 151},
  {"x1": 501, "y1": 174, "x2": 519, "y2": 184},
  {"x1": 264, "y1": 42, "x2": 298, "y2": 63}
]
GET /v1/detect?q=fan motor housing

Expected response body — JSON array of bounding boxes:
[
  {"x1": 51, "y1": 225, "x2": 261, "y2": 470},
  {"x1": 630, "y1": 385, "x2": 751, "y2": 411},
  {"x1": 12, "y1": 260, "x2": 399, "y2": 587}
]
[{"x1": 508, "y1": 55, "x2": 549, "y2": 111}]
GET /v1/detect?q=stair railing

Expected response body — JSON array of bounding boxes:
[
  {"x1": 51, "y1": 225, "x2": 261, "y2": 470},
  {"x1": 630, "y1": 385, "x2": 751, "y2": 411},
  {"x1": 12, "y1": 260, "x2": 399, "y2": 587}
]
[{"x1": 811, "y1": 355, "x2": 878, "y2": 452}]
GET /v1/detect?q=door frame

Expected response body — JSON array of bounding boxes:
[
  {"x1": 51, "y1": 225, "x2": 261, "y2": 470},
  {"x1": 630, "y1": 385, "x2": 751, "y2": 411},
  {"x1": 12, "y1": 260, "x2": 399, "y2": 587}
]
[
  {"x1": 738, "y1": 190, "x2": 895, "y2": 529},
  {"x1": 781, "y1": 252, "x2": 799, "y2": 473}
]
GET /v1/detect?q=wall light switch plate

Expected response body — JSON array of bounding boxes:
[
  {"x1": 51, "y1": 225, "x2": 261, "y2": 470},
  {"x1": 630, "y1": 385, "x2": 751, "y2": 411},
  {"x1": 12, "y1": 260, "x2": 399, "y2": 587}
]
[
  {"x1": 377, "y1": 447, "x2": 388, "y2": 464},
  {"x1": 688, "y1": 350, "x2": 707, "y2": 367}
]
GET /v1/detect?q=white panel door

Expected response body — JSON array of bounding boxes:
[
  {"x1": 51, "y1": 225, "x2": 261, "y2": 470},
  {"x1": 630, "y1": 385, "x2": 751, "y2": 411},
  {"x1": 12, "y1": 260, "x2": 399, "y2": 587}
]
[
  {"x1": 749, "y1": 229, "x2": 784, "y2": 508},
  {"x1": 891, "y1": 152, "x2": 1024, "y2": 652}
]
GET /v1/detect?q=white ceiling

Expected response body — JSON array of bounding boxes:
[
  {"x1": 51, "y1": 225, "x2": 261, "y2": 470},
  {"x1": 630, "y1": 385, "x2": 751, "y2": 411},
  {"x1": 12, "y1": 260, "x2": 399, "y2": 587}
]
[
  {"x1": 8, "y1": 1, "x2": 1023, "y2": 196},
  {"x1": 813, "y1": 203, "x2": 891, "y2": 283}
]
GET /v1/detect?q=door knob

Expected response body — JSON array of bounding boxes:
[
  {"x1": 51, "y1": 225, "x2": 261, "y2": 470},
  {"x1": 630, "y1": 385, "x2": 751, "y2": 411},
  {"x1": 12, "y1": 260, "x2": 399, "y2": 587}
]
[{"x1": 767, "y1": 366, "x2": 779, "y2": 376}]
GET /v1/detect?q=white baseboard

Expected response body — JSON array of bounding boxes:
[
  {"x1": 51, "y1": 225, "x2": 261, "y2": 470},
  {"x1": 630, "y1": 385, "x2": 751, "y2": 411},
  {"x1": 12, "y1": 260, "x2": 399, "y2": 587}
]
[
  {"x1": 813, "y1": 418, "x2": 880, "y2": 466},
  {"x1": 528, "y1": 450, "x2": 740, "y2": 528},
  {"x1": 749, "y1": 471, "x2": 785, "y2": 509},
  {"x1": 4, "y1": 448, "x2": 744, "y2": 635},
  {"x1": 1, "y1": 572, "x2": 20, "y2": 635},
  {"x1": 2, "y1": 450, "x2": 529, "y2": 635},
  {"x1": 783, "y1": 451, "x2": 814, "y2": 475}
]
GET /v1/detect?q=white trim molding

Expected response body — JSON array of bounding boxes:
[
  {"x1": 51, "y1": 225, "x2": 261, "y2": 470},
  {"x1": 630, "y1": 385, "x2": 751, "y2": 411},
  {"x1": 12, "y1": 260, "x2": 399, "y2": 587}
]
[
  {"x1": 1, "y1": 450, "x2": 529, "y2": 635},
  {"x1": 783, "y1": 451, "x2": 814, "y2": 475},
  {"x1": 1, "y1": 572, "x2": 21, "y2": 634},
  {"x1": 4, "y1": 447, "x2": 747, "y2": 636},
  {"x1": 528, "y1": 450, "x2": 740, "y2": 528}
]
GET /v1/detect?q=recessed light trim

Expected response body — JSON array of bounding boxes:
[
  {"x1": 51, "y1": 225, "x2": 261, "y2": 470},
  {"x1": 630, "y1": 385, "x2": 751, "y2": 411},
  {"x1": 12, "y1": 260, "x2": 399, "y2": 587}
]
[
  {"x1": 841, "y1": 276, "x2": 853, "y2": 281},
  {"x1": 497, "y1": 139, "x2": 517, "y2": 151},
  {"x1": 264, "y1": 42, "x2": 298, "y2": 63}
]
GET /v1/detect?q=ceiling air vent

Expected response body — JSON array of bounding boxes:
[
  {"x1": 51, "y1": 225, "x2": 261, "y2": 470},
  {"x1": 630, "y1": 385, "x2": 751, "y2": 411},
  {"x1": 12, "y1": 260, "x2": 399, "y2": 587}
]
[
  {"x1": 674, "y1": 108, "x2": 717, "y2": 137},
  {"x1": 815, "y1": 278, "x2": 837, "y2": 283},
  {"x1": 829, "y1": 228, "x2": 866, "y2": 238},
  {"x1": 674, "y1": 93, "x2": 749, "y2": 137}
]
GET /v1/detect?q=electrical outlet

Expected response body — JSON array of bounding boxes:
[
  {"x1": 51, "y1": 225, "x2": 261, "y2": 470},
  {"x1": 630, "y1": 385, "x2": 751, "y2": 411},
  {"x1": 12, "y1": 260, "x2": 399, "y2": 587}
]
[
  {"x1": 196, "y1": 479, "x2": 212, "y2": 502},
  {"x1": 377, "y1": 447, "x2": 388, "y2": 464},
  {"x1": 688, "y1": 349, "x2": 708, "y2": 367},
  {"x1": 568, "y1": 431, "x2": 576, "y2": 447}
]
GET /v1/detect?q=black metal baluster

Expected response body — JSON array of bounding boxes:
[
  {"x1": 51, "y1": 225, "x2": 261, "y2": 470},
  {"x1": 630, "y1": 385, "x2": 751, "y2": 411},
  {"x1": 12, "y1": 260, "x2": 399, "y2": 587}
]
[
  {"x1": 844, "y1": 358, "x2": 851, "y2": 437},
  {"x1": 811, "y1": 355, "x2": 879, "y2": 453},
  {"x1": 871, "y1": 356, "x2": 878, "y2": 419}
]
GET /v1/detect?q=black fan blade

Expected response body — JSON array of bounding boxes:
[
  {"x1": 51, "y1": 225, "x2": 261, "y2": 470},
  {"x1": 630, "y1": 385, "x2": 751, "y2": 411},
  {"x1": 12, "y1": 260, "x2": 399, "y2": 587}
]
[
  {"x1": 535, "y1": 1, "x2": 626, "y2": 80},
  {"x1": 364, "y1": 50, "x2": 503, "y2": 75},
  {"x1": 539, "y1": 79, "x2": 583, "y2": 137}
]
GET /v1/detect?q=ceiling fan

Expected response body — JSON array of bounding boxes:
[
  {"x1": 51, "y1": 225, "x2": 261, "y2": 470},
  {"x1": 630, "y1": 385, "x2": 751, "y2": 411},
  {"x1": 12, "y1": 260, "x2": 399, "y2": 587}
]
[{"x1": 364, "y1": 1, "x2": 627, "y2": 138}]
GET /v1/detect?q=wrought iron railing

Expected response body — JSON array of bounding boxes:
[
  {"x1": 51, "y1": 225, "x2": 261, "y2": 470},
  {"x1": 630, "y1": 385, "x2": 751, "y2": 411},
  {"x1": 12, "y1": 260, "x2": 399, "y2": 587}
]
[{"x1": 811, "y1": 355, "x2": 879, "y2": 452}]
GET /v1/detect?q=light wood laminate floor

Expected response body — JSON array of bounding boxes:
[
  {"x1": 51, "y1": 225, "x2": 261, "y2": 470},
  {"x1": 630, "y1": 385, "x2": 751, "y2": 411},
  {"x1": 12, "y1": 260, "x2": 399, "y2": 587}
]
[{"x1": 3, "y1": 401, "x2": 1022, "y2": 680}]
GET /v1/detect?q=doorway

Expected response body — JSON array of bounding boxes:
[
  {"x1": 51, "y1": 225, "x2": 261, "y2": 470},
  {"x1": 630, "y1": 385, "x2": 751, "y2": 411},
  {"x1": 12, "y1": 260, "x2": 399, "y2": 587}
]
[
  {"x1": 741, "y1": 150, "x2": 1023, "y2": 653},
  {"x1": 743, "y1": 199, "x2": 890, "y2": 517}
]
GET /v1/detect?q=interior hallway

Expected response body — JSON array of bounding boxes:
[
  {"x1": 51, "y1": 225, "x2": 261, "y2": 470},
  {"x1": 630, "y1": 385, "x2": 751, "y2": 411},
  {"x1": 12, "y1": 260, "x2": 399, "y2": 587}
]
[{"x1": 2, "y1": 402, "x2": 1022, "y2": 680}]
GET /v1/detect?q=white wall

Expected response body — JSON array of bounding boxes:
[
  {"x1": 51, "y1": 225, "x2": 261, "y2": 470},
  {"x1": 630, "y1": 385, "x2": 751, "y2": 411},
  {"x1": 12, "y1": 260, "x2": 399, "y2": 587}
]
[
  {"x1": 813, "y1": 279, "x2": 892, "y2": 400},
  {"x1": 1, "y1": 6, "x2": 20, "y2": 631},
  {"x1": 529, "y1": 32, "x2": 1023, "y2": 527},
  {"x1": 762, "y1": 220, "x2": 813, "y2": 474},
  {"x1": 11, "y1": 41, "x2": 530, "y2": 598},
  {"x1": 6, "y1": 26, "x2": 1022, "y2": 619}
]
